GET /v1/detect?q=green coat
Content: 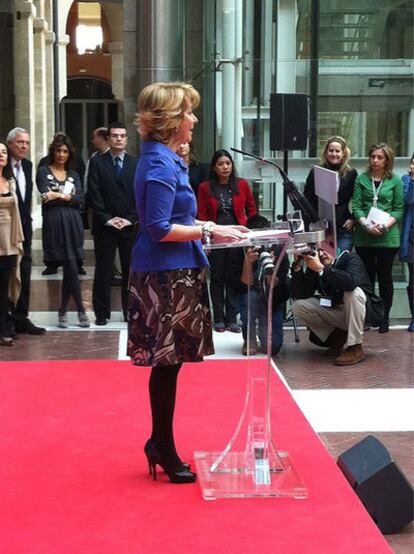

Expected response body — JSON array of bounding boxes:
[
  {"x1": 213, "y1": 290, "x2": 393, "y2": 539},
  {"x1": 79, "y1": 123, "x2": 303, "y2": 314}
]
[{"x1": 352, "y1": 173, "x2": 404, "y2": 248}]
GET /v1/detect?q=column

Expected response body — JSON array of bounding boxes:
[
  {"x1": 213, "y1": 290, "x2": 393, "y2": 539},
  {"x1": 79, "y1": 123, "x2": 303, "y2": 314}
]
[
  {"x1": 13, "y1": 0, "x2": 36, "y2": 146},
  {"x1": 33, "y1": 14, "x2": 48, "y2": 161},
  {"x1": 220, "y1": 0, "x2": 236, "y2": 151},
  {"x1": 276, "y1": 0, "x2": 297, "y2": 93}
]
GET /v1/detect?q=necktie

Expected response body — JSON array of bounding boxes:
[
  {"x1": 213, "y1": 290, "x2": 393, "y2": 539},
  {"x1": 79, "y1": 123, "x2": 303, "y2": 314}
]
[
  {"x1": 114, "y1": 156, "x2": 123, "y2": 176},
  {"x1": 14, "y1": 161, "x2": 26, "y2": 199}
]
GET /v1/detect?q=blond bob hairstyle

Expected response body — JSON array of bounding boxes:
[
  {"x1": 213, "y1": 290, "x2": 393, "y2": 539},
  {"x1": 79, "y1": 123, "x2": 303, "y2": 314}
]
[
  {"x1": 320, "y1": 135, "x2": 351, "y2": 176},
  {"x1": 135, "y1": 82, "x2": 200, "y2": 144},
  {"x1": 367, "y1": 143, "x2": 395, "y2": 180}
]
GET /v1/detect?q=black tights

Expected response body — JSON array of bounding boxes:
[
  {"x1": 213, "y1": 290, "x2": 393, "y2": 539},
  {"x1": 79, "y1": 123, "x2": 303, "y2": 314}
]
[
  {"x1": 59, "y1": 259, "x2": 85, "y2": 315},
  {"x1": 149, "y1": 363, "x2": 182, "y2": 466}
]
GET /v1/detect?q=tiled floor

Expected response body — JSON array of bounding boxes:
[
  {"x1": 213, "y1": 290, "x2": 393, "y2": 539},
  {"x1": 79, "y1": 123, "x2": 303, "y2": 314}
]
[{"x1": 2, "y1": 228, "x2": 413, "y2": 553}]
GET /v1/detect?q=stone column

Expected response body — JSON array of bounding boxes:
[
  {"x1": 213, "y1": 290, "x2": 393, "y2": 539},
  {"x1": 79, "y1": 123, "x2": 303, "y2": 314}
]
[
  {"x1": 33, "y1": 14, "x2": 48, "y2": 162},
  {"x1": 108, "y1": 41, "x2": 124, "y2": 100},
  {"x1": 44, "y1": 30, "x2": 55, "y2": 140},
  {"x1": 13, "y1": 0, "x2": 36, "y2": 150}
]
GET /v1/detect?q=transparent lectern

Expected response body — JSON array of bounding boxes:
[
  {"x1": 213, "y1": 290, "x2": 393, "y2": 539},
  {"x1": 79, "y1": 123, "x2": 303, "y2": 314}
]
[{"x1": 194, "y1": 216, "x2": 325, "y2": 500}]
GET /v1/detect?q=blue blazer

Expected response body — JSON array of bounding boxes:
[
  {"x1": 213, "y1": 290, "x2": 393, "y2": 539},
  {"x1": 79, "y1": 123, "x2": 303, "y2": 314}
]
[{"x1": 131, "y1": 141, "x2": 208, "y2": 272}]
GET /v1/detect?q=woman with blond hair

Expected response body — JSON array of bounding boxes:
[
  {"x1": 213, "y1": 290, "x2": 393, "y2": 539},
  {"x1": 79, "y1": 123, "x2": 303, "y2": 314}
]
[
  {"x1": 352, "y1": 143, "x2": 404, "y2": 333},
  {"x1": 128, "y1": 82, "x2": 246, "y2": 484},
  {"x1": 304, "y1": 136, "x2": 357, "y2": 252}
]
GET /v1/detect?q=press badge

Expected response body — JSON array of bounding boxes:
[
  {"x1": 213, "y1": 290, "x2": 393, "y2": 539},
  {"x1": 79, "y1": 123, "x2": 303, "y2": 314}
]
[{"x1": 319, "y1": 297, "x2": 332, "y2": 307}]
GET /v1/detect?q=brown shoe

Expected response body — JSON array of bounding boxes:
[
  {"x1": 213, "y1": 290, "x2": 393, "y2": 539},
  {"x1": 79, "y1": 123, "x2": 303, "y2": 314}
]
[
  {"x1": 334, "y1": 344, "x2": 365, "y2": 366},
  {"x1": 242, "y1": 339, "x2": 258, "y2": 356}
]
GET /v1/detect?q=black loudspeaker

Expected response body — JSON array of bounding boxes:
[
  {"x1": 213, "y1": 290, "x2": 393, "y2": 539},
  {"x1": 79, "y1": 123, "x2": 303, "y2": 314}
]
[
  {"x1": 337, "y1": 435, "x2": 414, "y2": 534},
  {"x1": 269, "y1": 93, "x2": 308, "y2": 151}
]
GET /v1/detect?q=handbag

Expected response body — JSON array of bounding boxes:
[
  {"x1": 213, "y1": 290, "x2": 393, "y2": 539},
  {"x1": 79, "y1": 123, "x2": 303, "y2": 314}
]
[{"x1": 365, "y1": 292, "x2": 385, "y2": 328}]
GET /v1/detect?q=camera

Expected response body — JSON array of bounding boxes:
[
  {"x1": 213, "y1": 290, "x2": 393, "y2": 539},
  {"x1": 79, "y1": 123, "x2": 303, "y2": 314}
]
[{"x1": 257, "y1": 248, "x2": 275, "y2": 277}]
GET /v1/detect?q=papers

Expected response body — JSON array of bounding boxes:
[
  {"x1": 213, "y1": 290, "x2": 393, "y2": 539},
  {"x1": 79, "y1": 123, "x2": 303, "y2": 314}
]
[{"x1": 366, "y1": 207, "x2": 389, "y2": 227}]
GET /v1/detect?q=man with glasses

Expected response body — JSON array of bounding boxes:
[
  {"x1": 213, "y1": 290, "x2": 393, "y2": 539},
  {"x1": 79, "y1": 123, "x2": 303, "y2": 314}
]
[
  {"x1": 87, "y1": 122, "x2": 138, "y2": 325},
  {"x1": 291, "y1": 247, "x2": 376, "y2": 366}
]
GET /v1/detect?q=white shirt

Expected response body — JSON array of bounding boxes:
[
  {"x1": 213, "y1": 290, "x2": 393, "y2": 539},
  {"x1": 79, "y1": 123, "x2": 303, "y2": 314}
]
[{"x1": 12, "y1": 158, "x2": 26, "y2": 200}]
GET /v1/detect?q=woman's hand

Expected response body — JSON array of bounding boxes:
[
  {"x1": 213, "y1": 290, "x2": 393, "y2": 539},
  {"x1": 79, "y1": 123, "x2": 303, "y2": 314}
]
[
  {"x1": 41, "y1": 191, "x2": 61, "y2": 203},
  {"x1": 343, "y1": 218, "x2": 354, "y2": 232},
  {"x1": 212, "y1": 224, "x2": 249, "y2": 243}
]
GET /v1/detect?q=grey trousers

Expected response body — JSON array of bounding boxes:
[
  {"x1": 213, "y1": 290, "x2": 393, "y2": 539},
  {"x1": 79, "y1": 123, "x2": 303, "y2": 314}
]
[{"x1": 292, "y1": 287, "x2": 366, "y2": 347}]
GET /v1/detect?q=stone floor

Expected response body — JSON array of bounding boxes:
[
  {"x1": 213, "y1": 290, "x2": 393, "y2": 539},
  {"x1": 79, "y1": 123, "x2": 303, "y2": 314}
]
[{"x1": 1, "y1": 228, "x2": 413, "y2": 553}]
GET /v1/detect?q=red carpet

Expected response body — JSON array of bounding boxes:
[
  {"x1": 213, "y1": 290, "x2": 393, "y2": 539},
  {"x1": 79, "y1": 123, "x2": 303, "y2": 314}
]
[{"x1": 0, "y1": 359, "x2": 391, "y2": 554}]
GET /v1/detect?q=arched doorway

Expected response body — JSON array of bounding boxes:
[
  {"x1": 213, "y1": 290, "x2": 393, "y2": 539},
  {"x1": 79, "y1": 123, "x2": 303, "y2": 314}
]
[{"x1": 62, "y1": 0, "x2": 120, "y2": 161}]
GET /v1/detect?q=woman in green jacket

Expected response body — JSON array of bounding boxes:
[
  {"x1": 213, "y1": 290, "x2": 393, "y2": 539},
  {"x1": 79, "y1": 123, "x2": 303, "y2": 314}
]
[{"x1": 352, "y1": 143, "x2": 404, "y2": 333}]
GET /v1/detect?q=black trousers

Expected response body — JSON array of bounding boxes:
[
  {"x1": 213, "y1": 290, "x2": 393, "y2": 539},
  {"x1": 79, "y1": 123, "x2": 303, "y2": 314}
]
[
  {"x1": 92, "y1": 226, "x2": 134, "y2": 320},
  {"x1": 0, "y1": 255, "x2": 17, "y2": 336},
  {"x1": 208, "y1": 248, "x2": 238, "y2": 325},
  {"x1": 13, "y1": 239, "x2": 31, "y2": 321},
  {"x1": 355, "y1": 246, "x2": 399, "y2": 310}
]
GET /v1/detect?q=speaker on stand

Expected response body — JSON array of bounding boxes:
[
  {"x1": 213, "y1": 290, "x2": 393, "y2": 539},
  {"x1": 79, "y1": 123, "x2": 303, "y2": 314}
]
[{"x1": 269, "y1": 93, "x2": 309, "y2": 214}]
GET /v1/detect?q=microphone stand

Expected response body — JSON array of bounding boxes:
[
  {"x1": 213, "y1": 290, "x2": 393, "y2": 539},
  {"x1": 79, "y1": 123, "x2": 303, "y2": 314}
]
[{"x1": 230, "y1": 147, "x2": 319, "y2": 225}]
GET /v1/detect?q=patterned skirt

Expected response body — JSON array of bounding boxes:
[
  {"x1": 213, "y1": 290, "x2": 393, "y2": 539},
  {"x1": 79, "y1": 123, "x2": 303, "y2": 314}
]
[{"x1": 127, "y1": 267, "x2": 214, "y2": 367}]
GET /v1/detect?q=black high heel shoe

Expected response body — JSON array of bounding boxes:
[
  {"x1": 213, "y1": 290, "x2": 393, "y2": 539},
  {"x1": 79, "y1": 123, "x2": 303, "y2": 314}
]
[
  {"x1": 144, "y1": 440, "x2": 196, "y2": 484},
  {"x1": 144, "y1": 439, "x2": 191, "y2": 470}
]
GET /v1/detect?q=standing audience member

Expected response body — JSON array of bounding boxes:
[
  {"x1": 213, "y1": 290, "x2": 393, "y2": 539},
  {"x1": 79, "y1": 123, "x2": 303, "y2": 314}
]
[
  {"x1": 38, "y1": 132, "x2": 86, "y2": 275},
  {"x1": 0, "y1": 141, "x2": 24, "y2": 346},
  {"x1": 176, "y1": 141, "x2": 209, "y2": 197},
  {"x1": 6, "y1": 127, "x2": 46, "y2": 335},
  {"x1": 304, "y1": 136, "x2": 357, "y2": 252},
  {"x1": 198, "y1": 149, "x2": 257, "y2": 332},
  {"x1": 291, "y1": 247, "x2": 375, "y2": 366},
  {"x1": 87, "y1": 122, "x2": 138, "y2": 325},
  {"x1": 400, "y1": 153, "x2": 414, "y2": 332},
  {"x1": 128, "y1": 81, "x2": 246, "y2": 484},
  {"x1": 352, "y1": 143, "x2": 404, "y2": 333},
  {"x1": 36, "y1": 134, "x2": 89, "y2": 328}
]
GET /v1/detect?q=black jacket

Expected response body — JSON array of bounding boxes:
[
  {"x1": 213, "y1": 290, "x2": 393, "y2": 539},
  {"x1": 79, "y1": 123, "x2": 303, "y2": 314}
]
[
  {"x1": 303, "y1": 167, "x2": 357, "y2": 229},
  {"x1": 15, "y1": 158, "x2": 33, "y2": 246},
  {"x1": 291, "y1": 251, "x2": 373, "y2": 305},
  {"x1": 87, "y1": 150, "x2": 138, "y2": 235},
  {"x1": 228, "y1": 245, "x2": 290, "y2": 307}
]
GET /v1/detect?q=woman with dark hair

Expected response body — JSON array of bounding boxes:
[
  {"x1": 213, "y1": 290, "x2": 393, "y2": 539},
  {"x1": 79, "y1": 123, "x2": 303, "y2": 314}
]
[
  {"x1": 304, "y1": 135, "x2": 357, "y2": 252},
  {"x1": 36, "y1": 133, "x2": 89, "y2": 328},
  {"x1": 0, "y1": 141, "x2": 24, "y2": 346},
  {"x1": 128, "y1": 82, "x2": 246, "y2": 484},
  {"x1": 176, "y1": 142, "x2": 209, "y2": 197},
  {"x1": 352, "y1": 143, "x2": 404, "y2": 333},
  {"x1": 197, "y1": 149, "x2": 257, "y2": 332},
  {"x1": 400, "y1": 153, "x2": 414, "y2": 331}
]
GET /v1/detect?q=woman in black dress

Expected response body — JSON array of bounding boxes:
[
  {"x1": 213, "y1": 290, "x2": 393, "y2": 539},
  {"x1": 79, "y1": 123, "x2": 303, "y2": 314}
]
[{"x1": 36, "y1": 134, "x2": 89, "y2": 328}]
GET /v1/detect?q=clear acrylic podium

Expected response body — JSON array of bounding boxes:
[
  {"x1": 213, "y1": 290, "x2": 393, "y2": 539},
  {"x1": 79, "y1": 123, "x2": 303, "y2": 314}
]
[{"x1": 194, "y1": 221, "x2": 325, "y2": 500}]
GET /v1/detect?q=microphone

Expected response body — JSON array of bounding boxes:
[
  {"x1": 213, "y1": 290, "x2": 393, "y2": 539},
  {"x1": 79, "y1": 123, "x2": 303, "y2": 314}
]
[{"x1": 231, "y1": 147, "x2": 319, "y2": 224}]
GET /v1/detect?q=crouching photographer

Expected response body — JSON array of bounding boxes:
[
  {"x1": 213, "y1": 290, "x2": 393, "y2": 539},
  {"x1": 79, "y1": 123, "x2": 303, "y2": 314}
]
[
  {"x1": 291, "y1": 247, "x2": 384, "y2": 366},
  {"x1": 228, "y1": 214, "x2": 290, "y2": 356}
]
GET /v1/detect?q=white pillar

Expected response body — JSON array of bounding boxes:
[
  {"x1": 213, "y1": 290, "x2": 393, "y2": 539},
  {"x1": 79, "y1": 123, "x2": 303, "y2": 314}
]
[
  {"x1": 276, "y1": 0, "x2": 297, "y2": 93},
  {"x1": 33, "y1": 15, "x2": 48, "y2": 161},
  {"x1": 408, "y1": 109, "x2": 414, "y2": 155},
  {"x1": 13, "y1": 0, "x2": 36, "y2": 150},
  {"x1": 233, "y1": 0, "x2": 243, "y2": 163},
  {"x1": 221, "y1": 0, "x2": 236, "y2": 151}
]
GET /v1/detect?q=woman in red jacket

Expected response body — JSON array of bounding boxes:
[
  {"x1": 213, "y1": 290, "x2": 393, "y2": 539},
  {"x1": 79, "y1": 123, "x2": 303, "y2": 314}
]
[{"x1": 198, "y1": 149, "x2": 257, "y2": 332}]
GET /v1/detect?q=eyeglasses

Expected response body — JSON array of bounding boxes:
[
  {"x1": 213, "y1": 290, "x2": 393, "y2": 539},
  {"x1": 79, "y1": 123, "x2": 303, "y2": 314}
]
[{"x1": 109, "y1": 133, "x2": 127, "y2": 139}]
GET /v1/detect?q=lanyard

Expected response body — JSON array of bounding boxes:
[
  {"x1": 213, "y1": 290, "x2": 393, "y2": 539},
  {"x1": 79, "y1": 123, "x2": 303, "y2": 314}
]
[{"x1": 371, "y1": 179, "x2": 383, "y2": 208}]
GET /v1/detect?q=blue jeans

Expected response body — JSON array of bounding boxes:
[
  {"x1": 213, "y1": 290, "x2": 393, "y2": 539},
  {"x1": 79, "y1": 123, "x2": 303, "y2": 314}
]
[
  {"x1": 337, "y1": 230, "x2": 353, "y2": 253},
  {"x1": 238, "y1": 290, "x2": 284, "y2": 355}
]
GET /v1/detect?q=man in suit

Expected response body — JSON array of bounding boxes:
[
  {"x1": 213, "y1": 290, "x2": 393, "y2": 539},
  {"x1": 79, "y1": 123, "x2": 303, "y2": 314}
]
[
  {"x1": 87, "y1": 122, "x2": 138, "y2": 325},
  {"x1": 6, "y1": 127, "x2": 46, "y2": 335}
]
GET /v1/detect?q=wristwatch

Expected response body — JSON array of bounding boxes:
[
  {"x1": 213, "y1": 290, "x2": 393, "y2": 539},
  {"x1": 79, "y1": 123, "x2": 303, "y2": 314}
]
[{"x1": 318, "y1": 268, "x2": 324, "y2": 276}]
